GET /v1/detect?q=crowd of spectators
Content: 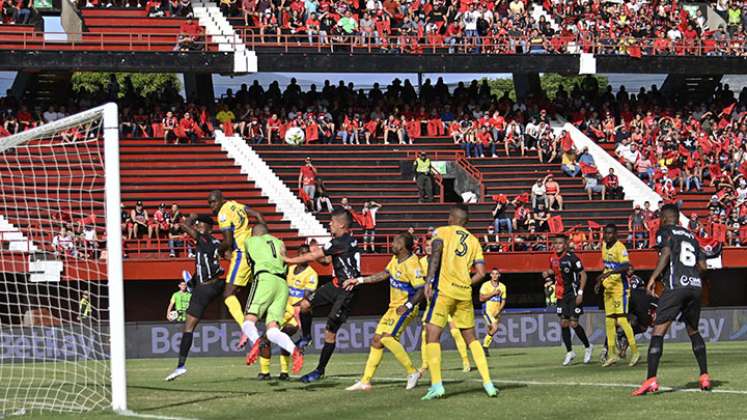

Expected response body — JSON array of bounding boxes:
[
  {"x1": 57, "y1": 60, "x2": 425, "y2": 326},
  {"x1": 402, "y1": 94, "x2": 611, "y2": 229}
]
[
  {"x1": 80, "y1": 0, "x2": 193, "y2": 18},
  {"x1": 223, "y1": 0, "x2": 747, "y2": 56},
  {"x1": 1, "y1": 0, "x2": 36, "y2": 24},
  {"x1": 120, "y1": 201, "x2": 192, "y2": 257}
]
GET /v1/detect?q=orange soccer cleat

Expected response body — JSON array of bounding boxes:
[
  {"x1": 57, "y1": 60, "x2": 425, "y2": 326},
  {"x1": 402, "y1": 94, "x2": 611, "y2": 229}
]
[
  {"x1": 245, "y1": 340, "x2": 261, "y2": 366},
  {"x1": 632, "y1": 377, "x2": 659, "y2": 396},
  {"x1": 237, "y1": 334, "x2": 249, "y2": 350},
  {"x1": 699, "y1": 373, "x2": 712, "y2": 391},
  {"x1": 291, "y1": 347, "x2": 304, "y2": 374}
]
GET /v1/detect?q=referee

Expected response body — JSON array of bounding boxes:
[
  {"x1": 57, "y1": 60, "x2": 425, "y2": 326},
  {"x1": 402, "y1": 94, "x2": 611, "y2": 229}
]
[
  {"x1": 165, "y1": 214, "x2": 225, "y2": 381},
  {"x1": 413, "y1": 152, "x2": 436, "y2": 202}
]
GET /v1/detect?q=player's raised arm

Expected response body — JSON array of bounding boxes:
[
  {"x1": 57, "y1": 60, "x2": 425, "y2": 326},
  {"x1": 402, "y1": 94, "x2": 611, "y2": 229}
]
[
  {"x1": 244, "y1": 206, "x2": 265, "y2": 225},
  {"x1": 179, "y1": 214, "x2": 200, "y2": 240}
]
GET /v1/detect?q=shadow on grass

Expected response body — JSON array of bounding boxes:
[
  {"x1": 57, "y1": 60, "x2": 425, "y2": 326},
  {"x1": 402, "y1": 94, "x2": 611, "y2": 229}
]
[
  {"x1": 682, "y1": 379, "x2": 727, "y2": 390},
  {"x1": 299, "y1": 382, "x2": 339, "y2": 391},
  {"x1": 444, "y1": 383, "x2": 527, "y2": 398},
  {"x1": 137, "y1": 392, "x2": 257, "y2": 412},
  {"x1": 130, "y1": 385, "x2": 252, "y2": 395}
]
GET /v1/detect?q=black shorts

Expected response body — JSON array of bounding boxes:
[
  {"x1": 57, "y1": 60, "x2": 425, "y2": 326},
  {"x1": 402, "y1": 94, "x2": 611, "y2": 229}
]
[
  {"x1": 629, "y1": 290, "x2": 655, "y2": 332},
  {"x1": 309, "y1": 282, "x2": 356, "y2": 333},
  {"x1": 186, "y1": 280, "x2": 225, "y2": 319},
  {"x1": 655, "y1": 287, "x2": 702, "y2": 329},
  {"x1": 556, "y1": 295, "x2": 583, "y2": 320}
]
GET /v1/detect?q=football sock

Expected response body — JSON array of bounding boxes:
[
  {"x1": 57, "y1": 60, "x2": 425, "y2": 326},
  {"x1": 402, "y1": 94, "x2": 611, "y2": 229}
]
[
  {"x1": 420, "y1": 328, "x2": 428, "y2": 370},
  {"x1": 573, "y1": 325, "x2": 590, "y2": 348},
  {"x1": 617, "y1": 317, "x2": 638, "y2": 353},
  {"x1": 425, "y1": 343, "x2": 442, "y2": 385},
  {"x1": 259, "y1": 356, "x2": 271, "y2": 375},
  {"x1": 689, "y1": 333, "x2": 708, "y2": 375},
  {"x1": 241, "y1": 320, "x2": 260, "y2": 345},
  {"x1": 300, "y1": 312, "x2": 313, "y2": 338},
  {"x1": 647, "y1": 335, "x2": 664, "y2": 378},
  {"x1": 605, "y1": 317, "x2": 618, "y2": 355},
  {"x1": 469, "y1": 341, "x2": 492, "y2": 385},
  {"x1": 267, "y1": 327, "x2": 296, "y2": 354},
  {"x1": 561, "y1": 327, "x2": 572, "y2": 352},
  {"x1": 279, "y1": 354, "x2": 290, "y2": 374},
  {"x1": 317, "y1": 341, "x2": 336, "y2": 372},
  {"x1": 483, "y1": 334, "x2": 493, "y2": 349},
  {"x1": 381, "y1": 336, "x2": 416, "y2": 374},
  {"x1": 450, "y1": 328, "x2": 469, "y2": 364},
  {"x1": 361, "y1": 346, "x2": 384, "y2": 383},
  {"x1": 177, "y1": 331, "x2": 193, "y2": 368},
  {"x1": 224, "y1": 295, "x2": 245, "y2": 327}
]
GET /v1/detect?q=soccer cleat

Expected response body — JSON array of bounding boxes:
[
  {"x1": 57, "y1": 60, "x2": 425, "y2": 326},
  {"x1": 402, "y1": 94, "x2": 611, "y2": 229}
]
[
  {"x1": 165, "y1": 367, "x2": 187, "y2": 381},
  {"x1": 699, "y1": 373, "x2": 712, "y2": 391},
  {"x1": 237, "y1": 333, "x2": 249, "y2": 350},
  {"x1": 346, "y1": 381, "x2": 372, "y2": 391},
  {"x1": 295, "y1": 335, "x2": 312, "y2": 351},
  {"x1": 602, "y1": 354, "x2": 620, "y2": 367},
  {"x1": 583, "y1": 345, "x2": 593, "y2": 364},
  {"x1": 632, "y1": 377, "x2": 659, "y2": 396},
  {"x1": 257, "y1": 373, "x2": 271, "y2": 381},
  {"x1": 462, "y1": 360, "x2": 472, "y2": 372},
  {"x1": 406, "y1": 371, "x2": 420, "y2": 390},
  {"x1": 421, "y1": 384, "x2": 446, "y2": 400},
  {"x1": 483, "y1": 382, "x2": 499, "y2": 397},
  {"x1": 278, "y1": 373, "x2": 290, "y2": 381},
  {"x1": 245, "y1": 339, "x2": 261, "y2": 366},
  {"x1": 562, "y1": 351, "x2": 576, "y2": 366},
  {"x1": 300, "y1": 369, "x2": 324, "y2": 383},
  {"x1": 291, "y1": 348, "x2": 304, "y2": 374},
  {"x1": 599, "y1": 347, "x2": 608, "y2": 364},
  {"x1": 628, "y1": 352, "x2": 641, "y2": 367}
]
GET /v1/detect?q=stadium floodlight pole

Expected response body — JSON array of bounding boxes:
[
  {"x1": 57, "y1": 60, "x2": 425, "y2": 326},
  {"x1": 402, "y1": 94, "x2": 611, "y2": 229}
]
[{"x1": 103, "y1": 102, "x2": 128, "y2": 412}]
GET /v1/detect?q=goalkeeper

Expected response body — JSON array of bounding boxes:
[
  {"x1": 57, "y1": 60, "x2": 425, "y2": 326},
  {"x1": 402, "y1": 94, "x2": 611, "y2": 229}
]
[
  {"x1": 166, "y1": 214, "x2": 225, "y2": 381},
  {"x1": 166, "y1": 281, "x2": 191, "y2": 322}
]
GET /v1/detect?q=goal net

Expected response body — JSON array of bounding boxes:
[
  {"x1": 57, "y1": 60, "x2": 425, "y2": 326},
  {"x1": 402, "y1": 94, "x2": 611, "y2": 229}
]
[{"x1": 0, "y1": 103, "x2": 126, "y2": 415}]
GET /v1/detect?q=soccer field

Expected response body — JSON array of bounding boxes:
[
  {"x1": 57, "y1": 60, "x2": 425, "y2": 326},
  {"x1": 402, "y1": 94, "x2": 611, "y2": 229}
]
[{"x1": 21, "y1": 341, "x2": 747, "y2": 420}]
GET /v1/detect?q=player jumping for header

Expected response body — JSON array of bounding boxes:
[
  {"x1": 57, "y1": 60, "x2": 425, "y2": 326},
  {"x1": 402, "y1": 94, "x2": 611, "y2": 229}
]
[{"x1": 633, "y1": 204, "x2": 711, "y2": 396}]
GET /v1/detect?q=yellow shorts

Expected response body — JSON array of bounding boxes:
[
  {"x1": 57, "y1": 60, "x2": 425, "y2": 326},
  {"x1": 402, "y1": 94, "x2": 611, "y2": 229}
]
[
  {"x1": 483, "y1": 310, "x2": 501, "y2": 326},
  {"x1": 281, "y1": 306, "x2": 300, "y2": 329},
  {"x1": 375, "y1": 307, "x2": 419, "y2": 339},
  {"x1": 226, "y1": 249, "x2": 252, "y2": 287},
  {"x1": 604, "y1": 288, "x2": 629, "y2": 316},
  {"x1": 424, "y1": 292, "x2": 474, "y2": 329}
]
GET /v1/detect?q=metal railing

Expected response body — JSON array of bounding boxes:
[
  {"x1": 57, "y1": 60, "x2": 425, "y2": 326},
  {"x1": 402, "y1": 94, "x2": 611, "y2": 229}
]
[{"x1": 0, "y1": 30, "x2": 215, "y2": 52}]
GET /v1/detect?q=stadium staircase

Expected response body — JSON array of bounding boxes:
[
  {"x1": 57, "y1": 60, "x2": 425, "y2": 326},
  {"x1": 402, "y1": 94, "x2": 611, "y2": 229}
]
[
  {"x1": 119, "y1": 139, "x2": 303, "y2": 258},
  {"x1": 252, "y1": 136, "x2": 636, "y2": 251}
]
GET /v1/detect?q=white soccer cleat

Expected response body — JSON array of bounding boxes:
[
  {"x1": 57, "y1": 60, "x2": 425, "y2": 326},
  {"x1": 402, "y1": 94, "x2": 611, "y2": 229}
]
[
  {"x1": 346, "y1": 381, "x2": 372, "y2": 391},
  {"x1": 406, "y1": 371, "x2": 420, "y2": 390},
  {"x1": 584, "y1": 345, "x2": 594, "y2": 364},
  {"x1": 562, "y1": 351, "x2": 576, "y2": 366},
  {"x1": 165, "y1": 367, "x2": 187, "y2": 381}
]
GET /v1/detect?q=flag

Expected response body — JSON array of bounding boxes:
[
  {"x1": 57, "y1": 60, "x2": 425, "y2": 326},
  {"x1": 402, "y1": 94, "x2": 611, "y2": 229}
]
[
  {"x1": 350, "y1": 210, "x2": 366, "y2": 227},
  {"x1": 222, "y1": 121, "x2": 234, "y2": 136},
  {"x1": 298, "y1": 188, "x2": 310, "y2": 204},
  {"x1": 514, "y1": 192, "x2": 529, "y2": 204},
  {"x1": 647, "y1": 218, "x2": 660, "y2": 248},
  {"x1": 587, "y1": 220, "x2": 601, "y2": 230},
  {"x1": 711, "y1": 223, "x2": 727, "y2": 243},
  {"x1": 722, "y1": 102, "x2": 736, "y2": 118},
  {"x1": 548, "y1": 215, "x2": 564, "y2": 233},
  {"x1": 579, "y1": 162, "x2": 598, "y2": 175},
  {"x1": 628, "y1": 45, "x2": 642, "y2": 58},
  {"x1": 492, "y1": 194, "x2": 508, "y2": 204}
]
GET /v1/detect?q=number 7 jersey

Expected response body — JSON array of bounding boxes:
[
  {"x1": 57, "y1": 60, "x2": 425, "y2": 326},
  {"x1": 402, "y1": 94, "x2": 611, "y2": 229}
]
[
  {"x1": 432, "y1": 225, "x2": 484, "y2": 301},
  {"x1": 655, "y1": 225, "x2": 704, "y2": 290}
]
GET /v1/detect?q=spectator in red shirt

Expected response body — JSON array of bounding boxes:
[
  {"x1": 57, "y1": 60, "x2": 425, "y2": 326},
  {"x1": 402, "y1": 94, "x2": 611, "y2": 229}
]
[
  {"x1": 602, "y1": 168, "x2": 624, "y2": 199},
  {"x1": 178, "y1": 112, "x2": 198, "y2": 143},
  {"x1": 175, "y1": 18, "x2": 202, "y2": 51},
  {"x1": 298, "y1": 157, "x2": 318, "y2": 203}
]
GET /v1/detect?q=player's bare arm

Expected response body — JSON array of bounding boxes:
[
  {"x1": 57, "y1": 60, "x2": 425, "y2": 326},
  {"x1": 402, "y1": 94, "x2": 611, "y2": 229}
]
[
  {"x1": 219, "y1": 228, "x2": 235, "y2": 258},
  {"x1": 577, "y1": 270, "x2": 587, "y2": 306},
  {"x1": 647, "y1": 246, "x2": 671, "y2": 297},
  {"x1": 470, "y1": 262, "x2": 486, "y2": 285},
  {"x1": 244, "y1": 206, "x2": 266, "y2": 225},
  {"x1": 284, "y1": 246, "x2": 325, "y2": 265},
  {"x1": 400, "y1": 288, "x2": 425, "y2": 315},
  {"x1": 343, "y1": 270, "x2": 389, "y2": 291},
  {"x1": 424, "y1": 238, "x2": 443, "y2": 299},
  {"x1": 179, "y1": 213, "x2": 200, "y2": 240}
]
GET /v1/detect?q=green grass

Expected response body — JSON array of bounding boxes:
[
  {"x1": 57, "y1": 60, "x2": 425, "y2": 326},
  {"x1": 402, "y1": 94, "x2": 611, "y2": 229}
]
[{"x1": 14, "y1": 341, "x2": 747, "y2": 420}]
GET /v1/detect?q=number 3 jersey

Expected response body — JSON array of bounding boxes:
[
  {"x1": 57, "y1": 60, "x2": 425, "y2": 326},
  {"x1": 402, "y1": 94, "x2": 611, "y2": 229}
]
[
  {"x1": 432, "y1": 225, "x2": 484, "y2": 301},
  {"x1": 656, "y1": 225, "x2": 704, "y2": 290}
]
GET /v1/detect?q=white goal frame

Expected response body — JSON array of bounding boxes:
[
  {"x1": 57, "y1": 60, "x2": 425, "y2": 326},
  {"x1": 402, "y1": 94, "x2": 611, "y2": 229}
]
[{"x1": 0, "y1": 102, "x2": 127, "y2": 412}]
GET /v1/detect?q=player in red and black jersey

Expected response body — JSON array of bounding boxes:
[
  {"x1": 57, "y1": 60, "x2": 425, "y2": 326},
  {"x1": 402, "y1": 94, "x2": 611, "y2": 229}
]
[
  {"x1": 633, "y1": 204, "x2": 711, "y2": 396},
  {"x1": 546, "y1": 234, "x2": 592, "y2": 366}
]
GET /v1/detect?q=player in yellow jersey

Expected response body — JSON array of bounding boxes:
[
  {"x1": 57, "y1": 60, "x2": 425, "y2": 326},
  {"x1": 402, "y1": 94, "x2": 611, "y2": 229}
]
[
  {"x1": 596, "y1": 224, "x2": 640, "y2": 367},
  {"x1": 480, "y1": 268, "x2": 506, "y2": 356},
  {"x1": 256, "y1": 244, "x2": 318, "y2": 380},
  {"x1": 342, "y1": 232, "x2": 424, "y2": 391},
  {"x1": 207, "y1": 190, "x2": 265, "y2": 332},
  {"x1": 418, "y1": 244, "x2": 472, "y2": 374},
  {"x1": 422, "y1": 205, "x2": 497, "y2": 400}
]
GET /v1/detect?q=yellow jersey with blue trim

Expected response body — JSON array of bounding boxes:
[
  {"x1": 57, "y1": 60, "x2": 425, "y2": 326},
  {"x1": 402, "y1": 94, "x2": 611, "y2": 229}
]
[
  {"x1": 217, "y1": 200, "x2": 252, "y2": 252},
  {"x1": 385, "y1": 254, "x2": 426, "y2": 308},
  {"x1": 602, "y1": 241, "x2": 629, "y2": 290},
  {"x1": 432, "y1": 225, "x2": 484, "y2": 301},
  {"x1": 286, "y1": 265, "x2": 318, "y2": 309},
  {"x1": 480, "y1": 281, "x2": 506, "y2": 315}
]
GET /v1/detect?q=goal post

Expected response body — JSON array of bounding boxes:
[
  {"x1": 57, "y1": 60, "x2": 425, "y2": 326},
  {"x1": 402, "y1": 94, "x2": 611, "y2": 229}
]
[{"x1": 0, "y1": 102, "x2": 126, "y2": 415}]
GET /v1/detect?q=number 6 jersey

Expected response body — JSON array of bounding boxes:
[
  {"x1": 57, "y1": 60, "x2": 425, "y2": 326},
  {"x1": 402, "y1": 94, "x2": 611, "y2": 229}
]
[{"x1": 655, "y1": 224, "x2": 705, "y2": 290}]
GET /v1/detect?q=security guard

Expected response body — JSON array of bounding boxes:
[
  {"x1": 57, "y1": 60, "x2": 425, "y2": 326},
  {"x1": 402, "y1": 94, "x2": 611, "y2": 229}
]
[{"x1": 413, "y1": 152, "x2": 435, "y2": 202}]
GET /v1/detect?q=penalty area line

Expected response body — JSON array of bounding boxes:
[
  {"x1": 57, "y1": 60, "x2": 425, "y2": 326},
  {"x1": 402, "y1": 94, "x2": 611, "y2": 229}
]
[{"x1": 327, "y1": 375, "x2": 747, "y2": 395}]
